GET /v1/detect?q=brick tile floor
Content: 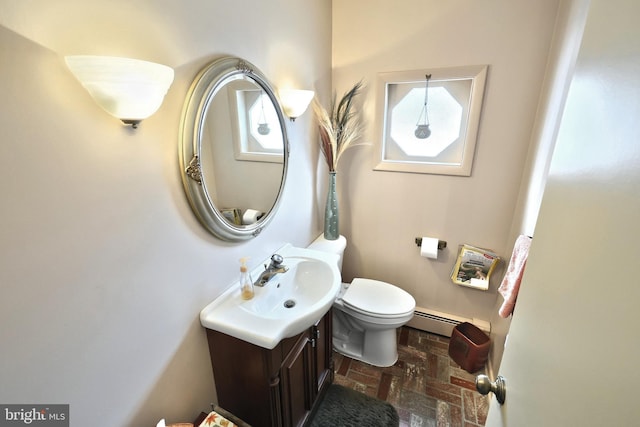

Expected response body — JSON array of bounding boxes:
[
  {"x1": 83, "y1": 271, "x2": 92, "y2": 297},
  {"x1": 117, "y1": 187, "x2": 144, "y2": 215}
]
[{"x1": 333, "y1": 326, "x2": 489, "y2": 426}]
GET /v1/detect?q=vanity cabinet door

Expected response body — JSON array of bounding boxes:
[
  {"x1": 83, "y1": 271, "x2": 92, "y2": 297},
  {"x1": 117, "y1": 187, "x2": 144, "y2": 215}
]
[
  {"x1": 280, "y1": 310, "x2": 334, "y2": 427},
  {"x1": 279, "y1": 330, "x2": 314, "y2": 427}
]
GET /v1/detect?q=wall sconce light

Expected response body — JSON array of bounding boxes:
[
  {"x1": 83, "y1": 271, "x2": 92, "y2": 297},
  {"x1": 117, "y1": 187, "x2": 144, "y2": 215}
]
[
  {"x1": 65, "y1": 55, "x2": 174, "y2": 128},
  {"x1": 279, "y1": 89, "x2": 315, "y2": 121}
]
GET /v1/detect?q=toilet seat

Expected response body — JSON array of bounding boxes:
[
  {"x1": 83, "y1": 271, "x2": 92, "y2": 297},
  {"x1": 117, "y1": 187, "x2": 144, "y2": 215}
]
[{"x1": 341, "y1": 278, "x2": 415, "y2": 318}]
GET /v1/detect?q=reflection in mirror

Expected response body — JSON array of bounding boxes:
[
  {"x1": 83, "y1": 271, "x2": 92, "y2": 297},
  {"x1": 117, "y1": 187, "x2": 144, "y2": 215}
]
[
  {"x1": 179, "y1": 57, "x2": 289, "y2": 241},
  {"x1": 227, "y1": 83, "x2": 284, "y2": 162},
  {"x1": 201, "y1": 77, "x2": 284, "y2": 221}
]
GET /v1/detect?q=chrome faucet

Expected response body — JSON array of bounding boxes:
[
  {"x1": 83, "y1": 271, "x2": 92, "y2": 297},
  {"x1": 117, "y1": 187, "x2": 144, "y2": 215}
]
[{"x1": 254, "y1": 254, "x2": 288, "y2": 287}]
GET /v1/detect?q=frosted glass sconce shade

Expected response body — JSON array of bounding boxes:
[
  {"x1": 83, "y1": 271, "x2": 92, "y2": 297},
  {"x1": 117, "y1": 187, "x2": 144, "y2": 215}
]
[
  {"x1": 65, "y1": 56, "x2": 174, "y2": 128},
  {"x1": 279, "y1": 89, "x2": 314, "y2": 121}
]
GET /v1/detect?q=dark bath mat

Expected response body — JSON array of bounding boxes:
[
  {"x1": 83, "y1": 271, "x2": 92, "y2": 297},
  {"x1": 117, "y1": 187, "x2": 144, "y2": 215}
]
[{"x1": 310, "y1": 384, "x2": 399, "y2": 427}]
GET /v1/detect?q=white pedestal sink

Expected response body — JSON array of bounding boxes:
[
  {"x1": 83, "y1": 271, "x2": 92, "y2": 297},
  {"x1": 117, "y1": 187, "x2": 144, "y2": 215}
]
[{"x1": 200, "y1": 244, "x2": 341, "y2": 349}]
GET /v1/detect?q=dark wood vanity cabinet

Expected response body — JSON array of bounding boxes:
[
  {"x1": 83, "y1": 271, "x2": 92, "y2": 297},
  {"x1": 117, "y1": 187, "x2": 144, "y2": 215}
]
[{"x1": 206, "y1": 309, "x2": 333, "y2": 427}]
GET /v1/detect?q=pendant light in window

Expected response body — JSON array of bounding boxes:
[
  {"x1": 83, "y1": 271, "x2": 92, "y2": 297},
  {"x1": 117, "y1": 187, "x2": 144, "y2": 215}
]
[
  {"x1": 257, "y1": 92, "x2": 271, "y2": 135},
  {"x1": 415, "y1": 74, "x2": 432, "y2": 139}
]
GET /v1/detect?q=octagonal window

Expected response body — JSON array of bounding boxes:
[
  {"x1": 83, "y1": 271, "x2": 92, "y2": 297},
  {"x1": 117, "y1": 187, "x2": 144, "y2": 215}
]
[{"x1": 390, "y1": 86, "x2": 463, "y2": 157}]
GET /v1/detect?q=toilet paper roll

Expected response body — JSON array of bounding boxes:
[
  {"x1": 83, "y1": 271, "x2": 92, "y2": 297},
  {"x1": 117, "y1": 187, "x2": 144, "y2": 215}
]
[
  {"x1": 242, "y1": 209, "x2": 264, "y2": 225},
  {"x1": 420, "y1": 237, "x2": 439, "y2": 260}
]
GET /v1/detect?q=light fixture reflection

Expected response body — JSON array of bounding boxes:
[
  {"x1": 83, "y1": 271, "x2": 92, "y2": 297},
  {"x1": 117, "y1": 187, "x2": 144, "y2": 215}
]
[
  {"x1": 65, "y1": 55, "x2": 174, "y2": 128},
  {"x1": 279, "y1": 89, "x2": 315, "y2": 121}
]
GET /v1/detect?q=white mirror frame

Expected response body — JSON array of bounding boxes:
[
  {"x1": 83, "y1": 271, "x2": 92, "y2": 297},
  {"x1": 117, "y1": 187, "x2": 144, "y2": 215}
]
[{"x1": 373, "y1": 65, "x2": 488, "y2": 176}]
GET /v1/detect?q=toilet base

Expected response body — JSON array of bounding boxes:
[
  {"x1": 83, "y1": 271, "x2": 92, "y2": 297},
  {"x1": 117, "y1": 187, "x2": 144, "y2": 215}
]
[{"x1": 333, "y1": 328, "x2": 399, "y2": 367}]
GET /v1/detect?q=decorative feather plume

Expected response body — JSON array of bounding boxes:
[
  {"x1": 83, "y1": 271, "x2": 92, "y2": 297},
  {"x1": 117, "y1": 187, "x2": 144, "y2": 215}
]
[{"x1": 313, "y1": 81, "x2": 366, "y2": 172}]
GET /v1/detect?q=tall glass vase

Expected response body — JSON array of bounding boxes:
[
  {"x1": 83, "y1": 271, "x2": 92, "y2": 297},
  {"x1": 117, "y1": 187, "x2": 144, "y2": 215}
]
[{"x1": 324, "y1": 171, "x2": 339, "y2": 240}]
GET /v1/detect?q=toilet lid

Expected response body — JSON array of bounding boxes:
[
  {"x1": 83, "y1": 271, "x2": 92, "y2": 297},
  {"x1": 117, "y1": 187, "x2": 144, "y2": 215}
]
[{"x1": 342, "y1": 278, "x2": 415, "y2": 317}]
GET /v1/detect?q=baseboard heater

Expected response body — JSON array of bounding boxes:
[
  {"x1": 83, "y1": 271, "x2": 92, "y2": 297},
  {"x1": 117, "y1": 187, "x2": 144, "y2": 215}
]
[{"x1": 406, "y1": 307, "x2": 490, "y2": 337}]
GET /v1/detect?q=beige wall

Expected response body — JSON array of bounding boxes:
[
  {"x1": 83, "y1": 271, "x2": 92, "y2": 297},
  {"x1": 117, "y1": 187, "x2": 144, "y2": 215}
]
[
  {"x1": 332, "y1": 0, "x2": 561, "y2": 324},
  {"x1": 0, "y1": 1, "x2": 330, "y2": 426},
  {"x1": 488, "y1": 0, "x2": 590, "y2": 375}
]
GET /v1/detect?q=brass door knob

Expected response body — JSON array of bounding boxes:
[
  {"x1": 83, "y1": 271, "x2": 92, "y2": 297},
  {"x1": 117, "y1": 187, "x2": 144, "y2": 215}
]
[{"x1": 476, "y1": 374, "x2": 506, "y2": 404}]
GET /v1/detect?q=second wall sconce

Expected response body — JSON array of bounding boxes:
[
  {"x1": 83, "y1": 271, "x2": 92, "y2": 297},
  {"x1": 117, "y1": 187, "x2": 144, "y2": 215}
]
[
  {"x1": 279, "y1": 89, "x2": 314, "y2": 121},
  {"x1": 65, "y1": 55, "x2": 174, "y2": 128}
]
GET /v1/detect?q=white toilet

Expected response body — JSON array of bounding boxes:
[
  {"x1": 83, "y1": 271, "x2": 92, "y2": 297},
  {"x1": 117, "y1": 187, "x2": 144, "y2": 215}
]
[{"x1": 308, "y1": 235, "x2": 416, "y2": 367}]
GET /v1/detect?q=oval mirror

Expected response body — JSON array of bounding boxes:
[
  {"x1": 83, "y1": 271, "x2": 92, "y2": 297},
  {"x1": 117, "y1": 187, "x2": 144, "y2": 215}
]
[{"x1": 179, "y1": 57, "x2": 289, "y2": 241}]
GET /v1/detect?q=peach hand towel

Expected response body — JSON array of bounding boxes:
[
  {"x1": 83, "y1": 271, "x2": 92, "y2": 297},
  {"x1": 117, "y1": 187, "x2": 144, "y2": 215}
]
[{"x1": 498, "y1": 235, "x2": 532, "y2": 318}]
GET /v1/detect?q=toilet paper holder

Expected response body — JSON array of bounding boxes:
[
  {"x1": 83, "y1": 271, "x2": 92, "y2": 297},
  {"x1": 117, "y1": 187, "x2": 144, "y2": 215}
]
[{"x1": 415, "y1": 237, "x2": 447, "y2": 250}]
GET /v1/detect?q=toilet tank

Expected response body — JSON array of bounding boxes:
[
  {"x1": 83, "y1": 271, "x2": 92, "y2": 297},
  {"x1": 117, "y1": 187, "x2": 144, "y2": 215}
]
[{"x1": 308, "y1": 234, "x2": 347, "y2": 271}]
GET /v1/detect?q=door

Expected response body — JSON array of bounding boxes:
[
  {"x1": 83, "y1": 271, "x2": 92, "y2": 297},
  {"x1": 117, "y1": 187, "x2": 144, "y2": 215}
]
[{"x1": 486, "y1": 1, "x2": 640, "y2": 425}]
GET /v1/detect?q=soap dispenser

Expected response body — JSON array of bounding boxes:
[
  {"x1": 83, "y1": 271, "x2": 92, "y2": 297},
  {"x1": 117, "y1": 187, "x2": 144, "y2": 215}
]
[{"x1": 239, "y1": 257, "x2": 254, "y2": 300}]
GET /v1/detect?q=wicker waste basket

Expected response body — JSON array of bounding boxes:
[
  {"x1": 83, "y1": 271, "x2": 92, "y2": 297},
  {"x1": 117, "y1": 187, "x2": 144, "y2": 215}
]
[{"x1": 448, "y1": 322, "x2": 490, "y2": 373}]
